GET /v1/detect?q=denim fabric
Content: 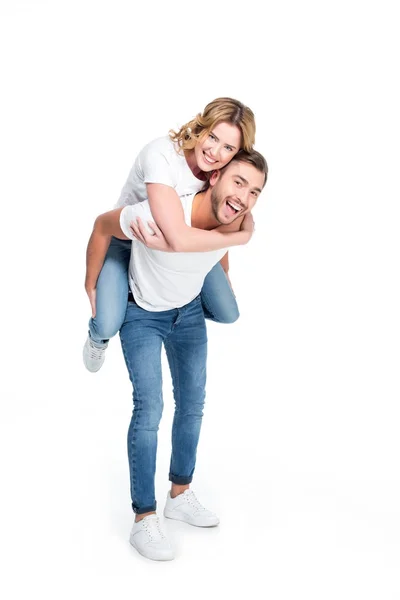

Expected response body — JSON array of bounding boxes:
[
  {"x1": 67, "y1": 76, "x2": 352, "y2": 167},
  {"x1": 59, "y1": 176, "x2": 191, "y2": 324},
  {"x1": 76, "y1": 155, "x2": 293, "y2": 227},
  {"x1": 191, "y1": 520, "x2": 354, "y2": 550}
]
[
  {"x1": 119, "y1": 295, "x2": 207, "y2": 514},
  {"x1": 89, "y1": 238, "x2": 239, "y2": 345},
  {"x1": 201, "y1": 261, "x2": 240, "y2": 323},
  {"x1": 88, "y1": 237, "x2": 131, "y2": 344}
]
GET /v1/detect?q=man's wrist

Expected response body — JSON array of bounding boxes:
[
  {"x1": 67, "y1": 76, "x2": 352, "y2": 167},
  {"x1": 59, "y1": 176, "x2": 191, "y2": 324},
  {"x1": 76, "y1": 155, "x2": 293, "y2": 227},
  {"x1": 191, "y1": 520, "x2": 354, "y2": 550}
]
[
  {"x1": 238, "y1": 230, "x2": 251, "y2": 244},
  {"x1": 85, "y1": 279, "x2": 96, "y2": 291}
]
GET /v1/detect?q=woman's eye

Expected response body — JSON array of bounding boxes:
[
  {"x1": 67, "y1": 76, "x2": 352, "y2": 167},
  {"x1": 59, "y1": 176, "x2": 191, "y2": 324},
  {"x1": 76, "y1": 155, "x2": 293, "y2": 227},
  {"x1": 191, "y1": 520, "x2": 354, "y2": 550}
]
[
  {"x1": 225, "y1": 146, "x2": 233, "y2": 152},
  {"x1": 209, "y1": 134, "x2": 216, "y2": 141}
]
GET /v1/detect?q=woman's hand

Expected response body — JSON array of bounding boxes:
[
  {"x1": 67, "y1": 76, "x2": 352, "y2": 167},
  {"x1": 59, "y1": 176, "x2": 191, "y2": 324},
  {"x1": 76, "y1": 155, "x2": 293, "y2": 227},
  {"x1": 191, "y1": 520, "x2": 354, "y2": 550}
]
[
  {"x1": 130, "y1": 217, "x2": 174, "y2": 252},
  {"x1": 85, "y1": 286, "x2": 97, "y2": 318}
]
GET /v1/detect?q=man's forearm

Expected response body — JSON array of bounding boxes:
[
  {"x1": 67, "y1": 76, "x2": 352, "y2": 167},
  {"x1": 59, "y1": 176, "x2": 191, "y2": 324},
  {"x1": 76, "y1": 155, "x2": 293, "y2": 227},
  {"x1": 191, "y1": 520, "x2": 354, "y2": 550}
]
[
  {"x1": 225, "y1": 270, "x2": 234, "y2": 291},
  {"x1": 85, "y1": 227, "x2": 112, "y2": 290}
]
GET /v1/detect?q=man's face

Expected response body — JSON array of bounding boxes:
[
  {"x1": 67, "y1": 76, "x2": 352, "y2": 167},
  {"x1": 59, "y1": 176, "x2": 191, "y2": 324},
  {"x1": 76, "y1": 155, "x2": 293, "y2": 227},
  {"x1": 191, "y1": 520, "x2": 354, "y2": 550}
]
[{"x1": 210, "y1": 161, "x2": 264, "y2": 225}]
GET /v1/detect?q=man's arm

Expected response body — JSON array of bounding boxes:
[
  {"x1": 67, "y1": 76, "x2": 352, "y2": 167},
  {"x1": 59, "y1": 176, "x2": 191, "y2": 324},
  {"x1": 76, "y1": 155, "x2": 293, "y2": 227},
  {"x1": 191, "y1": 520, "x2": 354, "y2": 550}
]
[
  {"x1": 85, "y1": 208, "x2": 128, "y2": 315},
  {"x1": 216, "y1": 215, "x2": 246, "y2": 292},
  {"x1": 219, "y1": 251, "x2": 234, "y2": 290}
]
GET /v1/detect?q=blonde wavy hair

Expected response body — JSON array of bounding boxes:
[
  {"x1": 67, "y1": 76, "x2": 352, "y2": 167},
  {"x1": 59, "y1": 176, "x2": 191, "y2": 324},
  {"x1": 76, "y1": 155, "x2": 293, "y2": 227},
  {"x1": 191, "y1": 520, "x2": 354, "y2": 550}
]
[{"x1": 169, "y1": 97, "x2": 256, "y2": 153}]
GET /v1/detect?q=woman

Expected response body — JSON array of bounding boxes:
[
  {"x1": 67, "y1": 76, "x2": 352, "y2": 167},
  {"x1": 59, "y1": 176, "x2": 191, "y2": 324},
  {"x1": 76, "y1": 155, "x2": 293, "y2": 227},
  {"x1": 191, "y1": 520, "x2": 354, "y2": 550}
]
[{"x1": 84, "y1": 97, "x2": 256, "y2": 372}]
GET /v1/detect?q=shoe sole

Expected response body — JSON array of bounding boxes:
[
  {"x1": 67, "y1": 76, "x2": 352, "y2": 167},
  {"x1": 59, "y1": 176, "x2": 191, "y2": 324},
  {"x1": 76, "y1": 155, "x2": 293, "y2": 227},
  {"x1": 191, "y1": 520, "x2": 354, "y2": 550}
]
[
  {"x1": 163, "y1": 510, "x2": 219, "y2": 528},
  {"x1": 129, "y1": 537, "x2": 174, "y2": 561}
]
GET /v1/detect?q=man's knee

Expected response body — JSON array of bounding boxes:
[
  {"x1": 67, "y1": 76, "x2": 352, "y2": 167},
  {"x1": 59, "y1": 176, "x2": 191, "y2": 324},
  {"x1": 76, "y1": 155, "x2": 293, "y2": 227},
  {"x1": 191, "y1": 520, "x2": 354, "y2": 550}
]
[{"x1": 135, "y1": 400, "x2": 164, "y2": 430}]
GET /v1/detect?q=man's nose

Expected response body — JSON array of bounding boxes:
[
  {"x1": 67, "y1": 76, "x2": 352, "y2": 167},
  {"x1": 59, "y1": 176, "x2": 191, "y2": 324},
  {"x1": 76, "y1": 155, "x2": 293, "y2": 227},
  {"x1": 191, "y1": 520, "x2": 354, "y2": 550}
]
[{"x1": 237, "y1": 189, "x2": 249, "y2": 206}]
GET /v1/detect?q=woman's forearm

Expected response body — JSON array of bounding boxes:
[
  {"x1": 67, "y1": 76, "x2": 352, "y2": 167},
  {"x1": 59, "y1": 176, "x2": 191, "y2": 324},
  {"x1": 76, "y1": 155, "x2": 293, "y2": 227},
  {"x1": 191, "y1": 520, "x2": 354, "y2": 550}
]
[
  {"x1": 170, "y1": 225, "x2": 249, "y2": 252},
  {"x1": 147, "y1": 183, "x2": 251, "y2": 252}
]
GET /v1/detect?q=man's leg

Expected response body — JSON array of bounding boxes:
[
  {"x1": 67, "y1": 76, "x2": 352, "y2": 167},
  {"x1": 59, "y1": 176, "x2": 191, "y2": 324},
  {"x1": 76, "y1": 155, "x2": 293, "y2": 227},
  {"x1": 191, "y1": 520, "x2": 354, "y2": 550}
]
[
  {"x1": 164, "y1": 295, "x2": 208, "y2": 485},
  {"x1": 119, "y1": 301, "x2": 170, "y2": 516},
  {"x1": 120, "y1": 302, "x2": 177, "y2": 561},
  {"x1": 163, "y1": 296, "x2": 219, "y2": 527}
]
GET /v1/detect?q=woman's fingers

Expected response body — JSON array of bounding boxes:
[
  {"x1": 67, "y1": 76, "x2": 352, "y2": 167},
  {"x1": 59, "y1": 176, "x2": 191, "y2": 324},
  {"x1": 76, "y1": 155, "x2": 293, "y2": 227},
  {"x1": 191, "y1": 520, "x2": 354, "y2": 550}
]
[
  {"x1": 130, "y1": 219, "x2": 146, "y2": 244},
  {"x1": 146, "y1": 221, "x2": 162, "y2": 237},
  {"x1": 129, "y1": 217, "x2": 168, "y2": 249},
  {"x1": 136, "y1": 217, "x2": 154, "y2": 240}
]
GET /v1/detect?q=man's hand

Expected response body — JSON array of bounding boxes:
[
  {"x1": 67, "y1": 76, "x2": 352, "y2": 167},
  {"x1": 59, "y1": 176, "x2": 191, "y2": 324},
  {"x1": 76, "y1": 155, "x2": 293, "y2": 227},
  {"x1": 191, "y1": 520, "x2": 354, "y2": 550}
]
[
  {"x1": 130, "y1": 217, "x2": 174, "y2": 252},
  {"x1": 85, "y1": 286, "x2": 97, "y2": 318},
  {"x1": 240, "y1": 212, "x2": 255, "y2": 241}
]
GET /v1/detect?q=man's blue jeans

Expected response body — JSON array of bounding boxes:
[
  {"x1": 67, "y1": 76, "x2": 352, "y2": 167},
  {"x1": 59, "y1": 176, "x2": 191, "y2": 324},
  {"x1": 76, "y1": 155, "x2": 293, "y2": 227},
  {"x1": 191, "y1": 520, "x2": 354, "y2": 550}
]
[
  {"x1": 89, "y1": 237, "x2": 239, "y2": 344},
  {"x1": 119, "y1": 294, "x2": 207, "y2": 514}
]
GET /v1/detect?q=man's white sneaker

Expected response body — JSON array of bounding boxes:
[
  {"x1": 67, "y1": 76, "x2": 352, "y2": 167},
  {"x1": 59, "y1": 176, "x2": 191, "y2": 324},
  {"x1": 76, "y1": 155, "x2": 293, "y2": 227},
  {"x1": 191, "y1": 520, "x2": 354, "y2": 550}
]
[
  {"x1": 83, "y1": 336, "x2": 108, "y2": 372},
  {"x1": 129, "y1": 514, "x2": 175, "y2": 561},
  {"x1": 164, "y1": 489, "x2": 220, "y2": 527}
]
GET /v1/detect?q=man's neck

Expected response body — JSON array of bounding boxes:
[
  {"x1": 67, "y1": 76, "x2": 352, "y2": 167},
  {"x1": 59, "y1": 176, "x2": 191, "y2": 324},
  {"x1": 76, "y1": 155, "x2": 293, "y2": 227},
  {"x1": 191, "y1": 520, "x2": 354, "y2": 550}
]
[{"x1": 191, "y1": 192, "x2": 220, "y2": 230}]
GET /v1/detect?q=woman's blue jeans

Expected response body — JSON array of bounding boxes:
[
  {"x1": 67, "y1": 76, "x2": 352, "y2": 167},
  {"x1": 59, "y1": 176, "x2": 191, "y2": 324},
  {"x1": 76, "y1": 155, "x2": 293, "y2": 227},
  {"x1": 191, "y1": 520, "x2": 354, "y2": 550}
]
[
  {"x1": 120, "y1": 295, "x2": 207, "y2": 514},
  {"x1": 88, "y1": 237, "x2": 239, "y2": 344}
]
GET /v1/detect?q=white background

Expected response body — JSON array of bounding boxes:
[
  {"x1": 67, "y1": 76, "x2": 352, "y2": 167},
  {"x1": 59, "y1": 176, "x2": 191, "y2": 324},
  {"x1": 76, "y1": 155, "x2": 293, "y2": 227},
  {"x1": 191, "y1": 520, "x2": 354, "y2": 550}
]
[{"x1": 1, "y1": 0, "x2": 399, "y2": 597}]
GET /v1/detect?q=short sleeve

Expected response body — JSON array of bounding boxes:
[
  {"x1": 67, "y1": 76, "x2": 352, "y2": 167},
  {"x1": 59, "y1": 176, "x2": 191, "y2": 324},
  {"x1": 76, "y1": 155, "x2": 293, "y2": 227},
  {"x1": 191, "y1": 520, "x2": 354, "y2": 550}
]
[
  {"x1": 138, "y1": 139, "x2": 178, "y2": 188},
  {"x1": 120, "y1": 203, "x2": 156, "y2": 240}
]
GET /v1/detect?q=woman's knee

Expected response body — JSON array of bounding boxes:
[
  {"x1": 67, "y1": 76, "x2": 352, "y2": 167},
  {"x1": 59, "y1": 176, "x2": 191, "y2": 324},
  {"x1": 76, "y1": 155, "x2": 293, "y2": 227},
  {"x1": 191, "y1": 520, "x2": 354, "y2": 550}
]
[
  {"x1": 218, "y1": 305, "x2": 240, "y2": 324},
  {"x1": 203, "y1": 301, "x2": 240, "y2": 324},
  {"x1": 90, "y1": 312, "x2": 125, "y2": 340}
]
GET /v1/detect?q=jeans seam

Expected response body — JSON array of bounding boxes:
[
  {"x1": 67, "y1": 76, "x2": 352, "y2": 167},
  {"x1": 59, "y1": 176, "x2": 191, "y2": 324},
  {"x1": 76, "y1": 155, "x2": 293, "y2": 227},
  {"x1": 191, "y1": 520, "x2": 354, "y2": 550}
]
[
  {"x1": 120, "y1": 329, "x2": 140, "y2": 508},
  {"x1": 165, "y1": 339, "x2": 180, "y2": 481}
]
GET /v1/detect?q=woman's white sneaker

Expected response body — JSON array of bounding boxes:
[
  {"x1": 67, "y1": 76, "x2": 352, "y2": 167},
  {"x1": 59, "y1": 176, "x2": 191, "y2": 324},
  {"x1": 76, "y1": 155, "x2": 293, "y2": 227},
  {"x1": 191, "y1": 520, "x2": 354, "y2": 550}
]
[
  {"x1": 164, "y1": 490, "x2": 220, "y2": 527},
  {"x1": 83, "y1": 336, "x2": 108, "y2": 372},
  {"x1": 129, "y1": 514, "x2": 175, "y2": 561}
]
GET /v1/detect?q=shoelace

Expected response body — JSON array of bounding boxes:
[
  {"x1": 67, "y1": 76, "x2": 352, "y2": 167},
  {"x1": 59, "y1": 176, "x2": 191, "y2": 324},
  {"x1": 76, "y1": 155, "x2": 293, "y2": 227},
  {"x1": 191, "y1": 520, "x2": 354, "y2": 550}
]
[
  {"x1": 88, "y1": 341, "x2": 106, "y2": 360},
  {"x1": 183, "y1": 490, "x2": 206, "y2": 511},
  {"x1": 142, "y1": 517, "x2": 166, "y2": 541}
]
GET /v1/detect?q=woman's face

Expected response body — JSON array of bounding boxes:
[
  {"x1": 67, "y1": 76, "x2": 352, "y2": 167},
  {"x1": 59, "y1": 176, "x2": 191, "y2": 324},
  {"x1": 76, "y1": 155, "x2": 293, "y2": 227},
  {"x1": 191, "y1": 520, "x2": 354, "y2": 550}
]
[{"x1": 194, "y1": 121, "x2": 242, "y2": 172}]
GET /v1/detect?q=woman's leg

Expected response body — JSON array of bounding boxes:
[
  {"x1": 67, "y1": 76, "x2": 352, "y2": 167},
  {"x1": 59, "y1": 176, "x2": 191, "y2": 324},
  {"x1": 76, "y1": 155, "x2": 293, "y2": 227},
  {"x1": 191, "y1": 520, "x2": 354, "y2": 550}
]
[
  {"x1": 200, "y1": 262, "x2": 240, "y2": 324},
  {"x1": 88, "y1": 237, "x2": 131, "y2": 344}
]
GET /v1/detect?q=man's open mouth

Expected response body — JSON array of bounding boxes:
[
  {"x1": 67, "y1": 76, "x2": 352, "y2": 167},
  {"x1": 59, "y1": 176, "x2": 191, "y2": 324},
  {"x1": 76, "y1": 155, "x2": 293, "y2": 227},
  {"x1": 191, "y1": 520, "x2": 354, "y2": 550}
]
[{"x1": 225, "y1": 199, "x2": 242, "y2": 216}]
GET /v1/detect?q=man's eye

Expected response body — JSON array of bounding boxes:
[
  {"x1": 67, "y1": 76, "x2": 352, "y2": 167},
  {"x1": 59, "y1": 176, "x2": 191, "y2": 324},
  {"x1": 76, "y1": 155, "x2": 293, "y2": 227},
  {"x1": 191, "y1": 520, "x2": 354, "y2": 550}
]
[{"x1": 235, "y1": 180, "x2": 242, "y2": 186}]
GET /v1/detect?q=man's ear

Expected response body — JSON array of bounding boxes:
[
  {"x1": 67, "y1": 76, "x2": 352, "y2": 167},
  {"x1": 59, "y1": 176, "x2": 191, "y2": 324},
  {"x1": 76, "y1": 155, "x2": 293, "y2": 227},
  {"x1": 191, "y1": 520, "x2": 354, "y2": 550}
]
[{"x1": 209, "y1": 169, "x2": 221, "y2": 187}]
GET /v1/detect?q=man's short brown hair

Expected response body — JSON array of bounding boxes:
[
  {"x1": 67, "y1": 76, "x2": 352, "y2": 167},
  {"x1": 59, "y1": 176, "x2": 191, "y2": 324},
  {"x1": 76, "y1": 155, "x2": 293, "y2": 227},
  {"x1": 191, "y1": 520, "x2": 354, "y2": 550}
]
[{"x1": 224, "y1": 149, "x2": 268, "y2": 188}]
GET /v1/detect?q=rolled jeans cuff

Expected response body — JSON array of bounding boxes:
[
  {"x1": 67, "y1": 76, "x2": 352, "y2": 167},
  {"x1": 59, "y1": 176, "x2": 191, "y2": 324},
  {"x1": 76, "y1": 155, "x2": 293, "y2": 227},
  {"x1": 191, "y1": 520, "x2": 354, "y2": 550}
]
[
  {"x1": 132, "y1": 502, "x2": 157, "y2": 514},
  {"x1": 169, "y1": 473, "x2": 193, "y2": 485}
]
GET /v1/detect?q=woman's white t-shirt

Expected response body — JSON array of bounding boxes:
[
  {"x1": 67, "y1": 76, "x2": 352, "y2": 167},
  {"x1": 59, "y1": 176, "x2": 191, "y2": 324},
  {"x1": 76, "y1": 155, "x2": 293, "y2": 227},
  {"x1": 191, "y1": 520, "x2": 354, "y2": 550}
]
[{"x1": 115, "y1": 136, "x2": 205, "y2": 207}]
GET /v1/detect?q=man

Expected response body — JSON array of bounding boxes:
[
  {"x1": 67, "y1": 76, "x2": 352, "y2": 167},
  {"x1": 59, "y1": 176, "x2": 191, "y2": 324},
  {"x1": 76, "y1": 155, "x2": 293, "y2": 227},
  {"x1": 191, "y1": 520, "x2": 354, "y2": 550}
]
[{"x1": 86, "y1": 149, "x2": 268, "y2": 561}]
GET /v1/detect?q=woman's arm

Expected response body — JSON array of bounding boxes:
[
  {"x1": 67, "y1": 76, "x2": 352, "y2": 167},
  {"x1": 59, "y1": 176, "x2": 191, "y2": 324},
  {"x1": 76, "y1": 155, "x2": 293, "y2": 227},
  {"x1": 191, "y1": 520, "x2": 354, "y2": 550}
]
[{"x1": 146, "y1": 184, "x2": 252, "y2": 252}]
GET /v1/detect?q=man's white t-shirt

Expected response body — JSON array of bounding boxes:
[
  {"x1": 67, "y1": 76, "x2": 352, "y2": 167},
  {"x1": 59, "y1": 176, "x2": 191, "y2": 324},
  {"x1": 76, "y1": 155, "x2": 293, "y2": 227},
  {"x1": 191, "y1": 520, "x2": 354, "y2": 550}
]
[
  {"x1": 120, "y1": 195, "x2": 227, "y2": 312},
  {"x1": 116, "y1": 136, "x2": 205, "y2": 207}
]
